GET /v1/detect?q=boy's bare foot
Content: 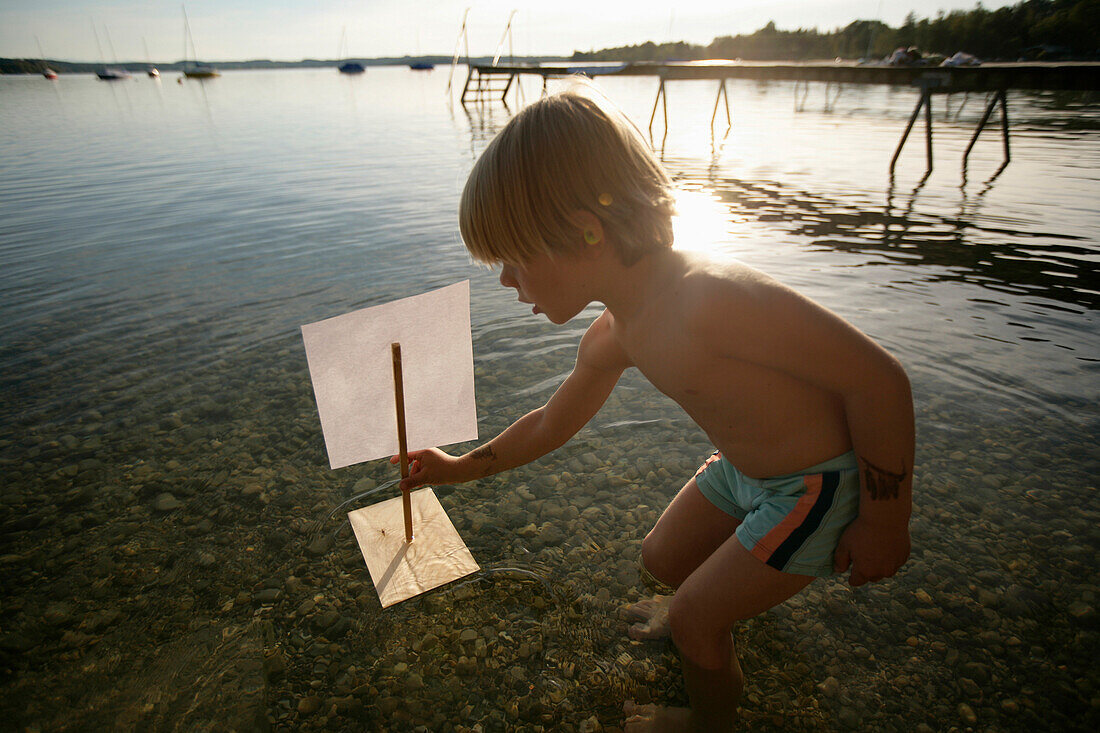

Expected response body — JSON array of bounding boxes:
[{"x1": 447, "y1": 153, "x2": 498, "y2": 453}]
[
  {"x1": 623, "y1": 595, "x2": 672, "y2": 640},
  {"x1": 624, "y1": 700, "x2": 692, "y2": 732}
]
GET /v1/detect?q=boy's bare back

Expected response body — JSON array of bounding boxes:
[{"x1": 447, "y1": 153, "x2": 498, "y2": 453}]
[{"x1": 584, "y1": 248, "x2": 880, "y2": 479}]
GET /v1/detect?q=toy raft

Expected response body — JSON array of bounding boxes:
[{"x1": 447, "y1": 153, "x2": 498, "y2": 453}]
[{"x1": 301, "y1": 281, "x2": 479, "y2": 607}]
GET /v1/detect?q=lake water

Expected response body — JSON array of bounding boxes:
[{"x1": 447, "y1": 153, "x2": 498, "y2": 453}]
[{"x1": 1, "y1": 66, "x2": 1097, "y2": 731}]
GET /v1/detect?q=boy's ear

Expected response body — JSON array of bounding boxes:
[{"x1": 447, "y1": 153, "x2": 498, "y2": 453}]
[{"x1": 567, "y1": 209, "x2": 605, "y2": 253}]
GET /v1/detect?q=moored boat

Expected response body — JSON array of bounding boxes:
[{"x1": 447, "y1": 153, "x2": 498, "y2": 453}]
[
  {"x1": 181, "y1": 6, "x2": 219, "y2": 79},
  {"x1": 336, "y1": 28, "x2": 365, "y2": 74},
  {"x1": 144, "y1": 39, "x2": 159, "y2": 77},
  {"x1": 183, "y1": 63, "x2": 219, "y2": 79},
  {"x1": 36, "y1": 37, "x2": 58, "y2": 80},
  {"x1": 96, "y1": 67, "x2": 131, "y2": 80}
]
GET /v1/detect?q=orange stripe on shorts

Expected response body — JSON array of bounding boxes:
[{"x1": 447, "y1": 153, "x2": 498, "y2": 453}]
[
  {"x1": 750, "y1": 473, "x2": 823, "y2": 566},
  {"x1": 694, "y1": 451, "x2": 723, "y2": 478}
]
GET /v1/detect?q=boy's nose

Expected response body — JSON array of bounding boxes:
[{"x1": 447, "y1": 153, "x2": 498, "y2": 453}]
[{"x1": 499, "y1": 265, "x2": 517, "y2": 289}]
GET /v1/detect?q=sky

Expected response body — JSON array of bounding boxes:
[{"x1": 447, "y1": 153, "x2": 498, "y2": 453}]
[{"x1": 3, "y1": 1, "x2": 1019, "y2": 64}]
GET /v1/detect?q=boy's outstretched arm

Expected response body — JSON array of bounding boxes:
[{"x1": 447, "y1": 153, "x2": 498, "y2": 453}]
[
  {"x1": 698, "y1": 272, "x2": 914, "y2": 586},
  {"x1": 394, "y1": 310, "x2": 630, "y2": 492}
]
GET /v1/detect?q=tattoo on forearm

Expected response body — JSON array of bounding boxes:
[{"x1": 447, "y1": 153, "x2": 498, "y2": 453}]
[
  {"x1": 860, "y1": 457, "x2": 907, "y2": 501},
  {"x1": 469, "y1": 444, "x2": 496, "y2": 475}
]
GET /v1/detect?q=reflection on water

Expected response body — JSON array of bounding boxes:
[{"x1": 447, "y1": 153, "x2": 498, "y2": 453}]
[
  {"x1": 0, "y1": 68, "x2": 1097, "y2": 731},
  {"x1": 688, "y1": 174, "x2": 1096, "y2": 312}
]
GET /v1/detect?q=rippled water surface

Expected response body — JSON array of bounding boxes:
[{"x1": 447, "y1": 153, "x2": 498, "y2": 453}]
[{"x1": 1, "y1": 67, "x2": 1097, "y2": 731}]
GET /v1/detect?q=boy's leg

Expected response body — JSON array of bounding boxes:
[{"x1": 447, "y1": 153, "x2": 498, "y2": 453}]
[
  {"x1": 670, "y1": 534, "x2": 814, "y2": 730},
  {"x1": 643, "y1": 476, "x2": 742, "y2": 588},
  {"x1": 627, "y1": 537, "x2": 813, "y2": 731},
  {"x1": 625, "y1": 477, "x2": 740, "y2": 640}
]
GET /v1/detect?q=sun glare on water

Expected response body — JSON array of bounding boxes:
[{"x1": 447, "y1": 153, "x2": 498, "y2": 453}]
[{"x1": 670, "y1": 187, "x2": 735, "y2": 255}]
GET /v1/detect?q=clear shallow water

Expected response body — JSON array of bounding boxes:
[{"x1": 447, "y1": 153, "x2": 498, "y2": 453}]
[{"x1": 0, "y1": 67, "x2": 1097, "y2": 731}]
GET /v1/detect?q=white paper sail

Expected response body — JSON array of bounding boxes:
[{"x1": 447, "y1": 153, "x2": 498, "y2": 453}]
[{"x1": 300, "y1": 281, "x2": 478, "y2": 469}]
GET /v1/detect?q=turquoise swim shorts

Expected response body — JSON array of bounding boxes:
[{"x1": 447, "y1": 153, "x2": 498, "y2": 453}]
[{"x1": 693, "y1": 450, "x2": 860, "y2": 577}]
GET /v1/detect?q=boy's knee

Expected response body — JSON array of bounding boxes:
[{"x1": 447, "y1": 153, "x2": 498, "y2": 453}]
[
  {"x1": 641, "y1": 530, "x2": 680, "y2": 587},
  {"x1": 668, "y1": 592, "x2": 729, "y2": 671}
]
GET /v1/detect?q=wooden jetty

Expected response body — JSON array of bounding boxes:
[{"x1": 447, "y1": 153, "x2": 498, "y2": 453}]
[{"x1": 460, "y1": 60, "x2": 1100, "y2": 174}]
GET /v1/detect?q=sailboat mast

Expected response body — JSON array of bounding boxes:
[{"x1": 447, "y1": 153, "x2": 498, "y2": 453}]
[
  {"x1": 182, "y1": 4, "x2": 200, "y2": 66},
  {"x1": 104, "y1": 25, "x2": 120, "y2": 64},
  {"x1": 446, "y1": 8, "x2": 470, "y2": 95},
  {"x1": 491, "y1": 10, "x2": 516, "y2": 67},
  {"x1": 35, "y1": 34, "x2": 54, "y2": 76},
  {"x1": 91, "y1": 19, "x2": 105, "y2": 64}
]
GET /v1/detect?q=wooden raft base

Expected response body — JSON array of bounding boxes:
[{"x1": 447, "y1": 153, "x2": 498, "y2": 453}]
[{"x1": 348, "y1": 488, "x2": 479, "y2": 608}]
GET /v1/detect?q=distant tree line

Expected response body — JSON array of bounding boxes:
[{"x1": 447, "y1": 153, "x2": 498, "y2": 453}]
[{"x1": 571, "y1": 0, "x2": 1099, "y2": 62}]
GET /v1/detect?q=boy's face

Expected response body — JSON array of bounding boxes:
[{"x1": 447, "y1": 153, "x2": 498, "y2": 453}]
[{"x1": 498, "y1": 250, "x2": 591, "y2": 325}]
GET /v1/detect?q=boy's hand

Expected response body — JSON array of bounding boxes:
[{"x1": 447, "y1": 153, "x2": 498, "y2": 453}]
[
  {"x1": 833, "y1": 515, "x2": 910, "y2": 586},
  {"x1": 389, "y1": 448, "x2": 460, "y2": 492}
]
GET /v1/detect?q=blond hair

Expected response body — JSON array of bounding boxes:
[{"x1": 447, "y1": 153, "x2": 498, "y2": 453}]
[{"x1": 459, "y1": 84, "x2": 675, "y2": 266}]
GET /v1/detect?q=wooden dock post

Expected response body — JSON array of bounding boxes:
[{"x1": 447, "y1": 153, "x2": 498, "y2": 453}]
[
  {"x1": 924, "y1": 90, "x2": 934, "y2": 172},
  {"x1": 963, "y1": 90, "x2": 1010, "y2": 168},
  {"x1": 711, "y1": 78, "x2": 731, "y2": 133},
  {"x1": 891, "y1": 88, "x2": 935, "y2": 176},
  {"x1": 461, "y1": 66, "x2": 519, "y2": 105},
  {"x1": 648, "y1": 76, "x2": 667, "y2": 136}
]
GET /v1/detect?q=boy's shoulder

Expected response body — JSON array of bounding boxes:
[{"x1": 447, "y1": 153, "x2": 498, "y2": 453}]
[
  {"x1": 673, "y1": 253, "x2": 812, "y2": 346},
  {"x1": 682, "y1": 253, "x2": 770, "y2": 288},
  {"x1": 677, "y1": 254, "x2": 775, "y2": 315},
  {"x1": 579, "y1": 309, "x2": 633, "y2": 372}
]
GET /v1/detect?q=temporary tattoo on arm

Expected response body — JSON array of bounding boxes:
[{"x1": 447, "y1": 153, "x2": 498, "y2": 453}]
[
  {"x1": 860, "y1": 457, "x2": 907, "y2": 501},
  {"x1": 469, "y1": 444, "x2": 497, "y2": 476}
]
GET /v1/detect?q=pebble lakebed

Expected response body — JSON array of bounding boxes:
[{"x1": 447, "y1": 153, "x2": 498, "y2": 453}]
[{"x1": 1, "y1": 310, "x2": 1097, "y2": 732}]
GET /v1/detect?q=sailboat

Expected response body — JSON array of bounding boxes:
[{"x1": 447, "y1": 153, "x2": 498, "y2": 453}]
[
  {"x1": 92, "y1": 23, "x2": 131, "y2": 80},
  {"x1": 144, "y1": 38, "x2": 159, "y2": 77},
  {"x1": 182, "y1": 5, "x2": 219, "y2": 79},
  {"x1": 36, "y1": 36, "x2": 58, "y2": 79},
  {"x1": 337, "y1": 27, "x2": 365, "y2": 74},
  {"x1": 96, "y1": 68, "x2": 130, "y2": 80},
  {"x1": 96, "y1": 67, "x2": 131, "y2": 80},
  {"x1": 408, "y1": 28, "x2": 434, "y2": 70}
]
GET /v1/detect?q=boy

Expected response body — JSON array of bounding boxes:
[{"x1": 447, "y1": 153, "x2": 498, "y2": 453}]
[{"x1": 395, "y1": 87, "x2": 913, "y2": 731}]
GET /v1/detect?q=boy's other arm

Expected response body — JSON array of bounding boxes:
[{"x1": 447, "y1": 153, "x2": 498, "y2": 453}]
[
  {"x1": 396, "y1": 310, "x2": 630, "y2": 491},
  {"x1": 697, "y1": 273, "x2": 914, "y2": 585}
]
